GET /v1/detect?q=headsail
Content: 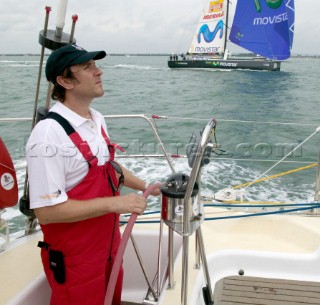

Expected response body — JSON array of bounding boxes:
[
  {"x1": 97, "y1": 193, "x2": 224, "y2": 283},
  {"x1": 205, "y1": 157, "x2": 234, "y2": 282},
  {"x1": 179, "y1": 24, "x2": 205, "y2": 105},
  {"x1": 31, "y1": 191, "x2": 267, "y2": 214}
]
[
  {"x1": 189, "y1": 0, "x2": 227, "y2": 55},
  {"x1": 229, "y1": 0, "x2": 294, "y2": 60}
]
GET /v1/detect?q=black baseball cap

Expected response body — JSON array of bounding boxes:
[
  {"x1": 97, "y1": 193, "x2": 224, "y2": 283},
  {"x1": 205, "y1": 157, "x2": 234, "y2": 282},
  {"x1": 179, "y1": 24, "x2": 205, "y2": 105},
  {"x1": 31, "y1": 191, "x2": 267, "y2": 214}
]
[{"x1": 45, "y1": 44, "x2": 106, "y2": 83}]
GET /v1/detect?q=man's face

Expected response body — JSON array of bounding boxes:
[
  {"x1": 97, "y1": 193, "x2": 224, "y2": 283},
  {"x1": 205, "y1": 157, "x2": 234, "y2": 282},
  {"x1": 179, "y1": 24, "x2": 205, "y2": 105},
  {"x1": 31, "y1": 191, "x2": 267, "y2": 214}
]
[{"x1": 69, "y1": 60, "x2": 104, "y2": 100}]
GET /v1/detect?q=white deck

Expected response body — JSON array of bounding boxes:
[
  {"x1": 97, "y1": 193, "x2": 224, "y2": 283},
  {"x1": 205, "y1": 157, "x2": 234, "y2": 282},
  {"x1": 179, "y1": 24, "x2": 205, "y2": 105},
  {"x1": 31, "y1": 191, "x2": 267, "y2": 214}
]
[{"x1": 2, "y1": 207, "x2": 320, "y2": 305}]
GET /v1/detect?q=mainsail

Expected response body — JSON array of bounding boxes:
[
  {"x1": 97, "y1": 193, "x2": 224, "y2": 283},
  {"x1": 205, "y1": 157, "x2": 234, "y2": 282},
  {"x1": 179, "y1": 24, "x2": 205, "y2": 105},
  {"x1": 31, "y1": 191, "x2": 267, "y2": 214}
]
[
  {"x1": 188, "y1": 0, "x2": 227, "y2": 54},
  {"x1": 229, "y1": 0, "x2": 294, "y2": 60}
]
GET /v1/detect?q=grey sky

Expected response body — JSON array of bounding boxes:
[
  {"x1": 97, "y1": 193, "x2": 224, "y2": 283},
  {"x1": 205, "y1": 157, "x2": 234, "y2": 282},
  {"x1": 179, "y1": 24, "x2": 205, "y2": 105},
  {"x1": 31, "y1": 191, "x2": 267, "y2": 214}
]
[{"x1": 0, "y1": 0, "x2": 318, "y2": 55}]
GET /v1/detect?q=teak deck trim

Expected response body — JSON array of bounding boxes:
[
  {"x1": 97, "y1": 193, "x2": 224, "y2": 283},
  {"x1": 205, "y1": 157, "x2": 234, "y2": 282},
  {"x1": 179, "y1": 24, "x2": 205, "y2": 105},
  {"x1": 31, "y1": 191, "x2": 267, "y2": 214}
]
[{"x1": 214, "y1": 275, "x2": 320, "y2": 305}]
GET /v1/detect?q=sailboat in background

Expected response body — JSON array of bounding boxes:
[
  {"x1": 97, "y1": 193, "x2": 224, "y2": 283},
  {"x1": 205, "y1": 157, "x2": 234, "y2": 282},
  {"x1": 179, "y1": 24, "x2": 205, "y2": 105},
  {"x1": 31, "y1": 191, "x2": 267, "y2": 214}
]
[{"x1": 168, "y1": 0, "x2": 295, "y2": 71}]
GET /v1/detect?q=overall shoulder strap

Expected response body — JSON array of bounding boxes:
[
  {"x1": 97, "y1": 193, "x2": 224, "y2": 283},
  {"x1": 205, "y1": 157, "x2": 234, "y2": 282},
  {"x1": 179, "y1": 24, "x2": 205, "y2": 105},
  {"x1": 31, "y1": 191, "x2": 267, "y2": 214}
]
[
  {"x1": 46, "y1": 112, "x2": 98, "y2": 167},
  {"x1": 45, "y1": 112, "x2": 75, "y2": 135},
  {"x1": 101, "y1": 127, "x2": 125, "y2": 155}
]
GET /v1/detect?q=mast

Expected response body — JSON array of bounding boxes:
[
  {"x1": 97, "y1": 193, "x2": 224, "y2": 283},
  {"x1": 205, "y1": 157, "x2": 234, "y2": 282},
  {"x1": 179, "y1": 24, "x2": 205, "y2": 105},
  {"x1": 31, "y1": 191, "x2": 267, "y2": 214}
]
[{"x1": 223, "y1": 0, "x2": 230, "y2": 55}]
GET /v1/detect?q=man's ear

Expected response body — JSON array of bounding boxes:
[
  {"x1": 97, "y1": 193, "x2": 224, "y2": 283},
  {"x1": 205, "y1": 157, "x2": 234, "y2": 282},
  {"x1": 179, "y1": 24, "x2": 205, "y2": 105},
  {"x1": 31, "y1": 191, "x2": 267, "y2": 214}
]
[{"x1": 56, "y1": 76, "x2": 74, "y2": 89}]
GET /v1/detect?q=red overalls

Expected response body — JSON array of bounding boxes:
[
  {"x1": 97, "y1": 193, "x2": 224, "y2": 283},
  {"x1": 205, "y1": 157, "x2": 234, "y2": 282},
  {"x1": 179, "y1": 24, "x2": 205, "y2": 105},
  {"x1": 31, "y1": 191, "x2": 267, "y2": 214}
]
[{"x1": 39, "y1": 112, "x2": 123, "y2": 305}]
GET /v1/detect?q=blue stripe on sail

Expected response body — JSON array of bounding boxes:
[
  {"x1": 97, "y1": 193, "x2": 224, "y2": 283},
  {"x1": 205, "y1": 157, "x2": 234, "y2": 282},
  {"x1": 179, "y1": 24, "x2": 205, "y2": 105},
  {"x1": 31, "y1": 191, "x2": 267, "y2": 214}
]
[
  {"x1": 229, "y1": 0, "x2": 293, "y2": 60},
  {"x1": 286, "y1": 0, "x2": 295, "y2": 48}
]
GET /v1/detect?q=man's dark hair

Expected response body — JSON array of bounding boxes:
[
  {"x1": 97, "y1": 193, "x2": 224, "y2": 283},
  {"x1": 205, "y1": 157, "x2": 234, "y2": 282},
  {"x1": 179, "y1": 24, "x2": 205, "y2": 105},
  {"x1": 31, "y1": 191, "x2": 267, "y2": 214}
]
[{"x1": 51, "y1": 67, "x2": 74, "y2": 102}]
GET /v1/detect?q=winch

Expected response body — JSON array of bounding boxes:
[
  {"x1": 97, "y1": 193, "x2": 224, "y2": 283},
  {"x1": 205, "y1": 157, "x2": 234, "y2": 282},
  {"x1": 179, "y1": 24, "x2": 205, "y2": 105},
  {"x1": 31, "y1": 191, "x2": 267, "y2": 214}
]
[{"x1": 161, "y1": 173, "x2": 200, "y2": 236}]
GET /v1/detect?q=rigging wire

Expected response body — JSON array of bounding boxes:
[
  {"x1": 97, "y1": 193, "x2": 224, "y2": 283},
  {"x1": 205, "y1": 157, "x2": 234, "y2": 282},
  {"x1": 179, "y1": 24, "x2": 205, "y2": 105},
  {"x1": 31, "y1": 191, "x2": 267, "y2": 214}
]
[
  {"x1": 172, "y1": 1, "x2": 201, "y2": 54},
  {"x1": 241, "y1": 128, "x2": 320, "y2": 191},
  {"x1": 3, "y1": 114, "x2": 319, "y2": 127},
  {"x1": 148, "y1": 115, "x2": 319, "y2": 127}
]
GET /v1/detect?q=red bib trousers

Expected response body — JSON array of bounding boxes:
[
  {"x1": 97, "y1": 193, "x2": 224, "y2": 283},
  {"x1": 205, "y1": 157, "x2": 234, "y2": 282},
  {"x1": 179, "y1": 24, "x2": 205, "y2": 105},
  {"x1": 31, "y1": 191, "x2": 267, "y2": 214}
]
[{"x1": 39, "y1": 113, "x2": 123, "y2": 305}]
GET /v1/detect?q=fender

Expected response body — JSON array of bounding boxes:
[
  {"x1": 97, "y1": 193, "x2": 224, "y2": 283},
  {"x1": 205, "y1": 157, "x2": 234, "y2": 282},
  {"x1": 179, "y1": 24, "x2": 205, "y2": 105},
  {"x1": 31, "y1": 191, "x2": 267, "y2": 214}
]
[{"x1": 0, "y1": 138, "x2": 18, "y2": 208}]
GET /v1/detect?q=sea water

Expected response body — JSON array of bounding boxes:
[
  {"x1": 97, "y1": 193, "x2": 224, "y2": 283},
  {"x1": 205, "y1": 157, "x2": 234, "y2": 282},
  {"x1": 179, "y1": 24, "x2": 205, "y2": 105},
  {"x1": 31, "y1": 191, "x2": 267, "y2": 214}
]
[{"x1": 1, "y1": 54, "x2": 320, "y2": 238}]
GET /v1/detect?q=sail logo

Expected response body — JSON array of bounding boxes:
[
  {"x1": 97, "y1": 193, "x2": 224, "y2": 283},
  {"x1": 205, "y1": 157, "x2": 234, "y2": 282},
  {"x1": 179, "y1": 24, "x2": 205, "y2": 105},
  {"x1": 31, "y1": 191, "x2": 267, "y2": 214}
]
[
  {"x1": 253, "y1": 0, "x2": 288, "y2": 26},
  {"x1": 254, "y1": 0, "x2": 283, "y2": 12},
  {"x1": 203, "y1": 11, "x2": 224, "y2": 20},
  {"x1": 197, "y1": 20, "x2": 224, "y2": 44},
  {"x1": 253, "y1": 12, "x2": 288, "y2": 25},
  {"x1": 209, "y1": 0, "x2": 224, "y2": 13}
]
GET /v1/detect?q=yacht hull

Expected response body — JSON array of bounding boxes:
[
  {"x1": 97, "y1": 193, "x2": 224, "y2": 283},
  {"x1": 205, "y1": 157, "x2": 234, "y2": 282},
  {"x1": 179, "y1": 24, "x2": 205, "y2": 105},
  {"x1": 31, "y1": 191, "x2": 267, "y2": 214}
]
[{"x1": 168, "y1": 58, "x2": 281, "y2": 71}]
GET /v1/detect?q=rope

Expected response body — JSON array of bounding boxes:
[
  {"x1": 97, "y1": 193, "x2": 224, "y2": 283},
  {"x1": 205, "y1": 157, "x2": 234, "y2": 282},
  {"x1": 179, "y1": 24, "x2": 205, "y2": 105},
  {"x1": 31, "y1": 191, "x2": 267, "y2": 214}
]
[
  {"x1": 207, "y1": 202, "x2": 319, "y2": 208},
  {"x1": 119, "y1": 203, "x2": 320, "y2": 225},
  {"x1": 213, "y1": 200, "x2": 299, "y2": 205},
  {"x1": 236, "y1": 128, "x2": 320, "y2": 191},
  {"x1": 233, "y1": 163, "x2": 317, "y2": 189},
  {"x1": 204, "y1": 204, "x2": 320, "y2": 221},
  {"x1": 104, "y1": 183, "x2": 162, "y2": 305}
]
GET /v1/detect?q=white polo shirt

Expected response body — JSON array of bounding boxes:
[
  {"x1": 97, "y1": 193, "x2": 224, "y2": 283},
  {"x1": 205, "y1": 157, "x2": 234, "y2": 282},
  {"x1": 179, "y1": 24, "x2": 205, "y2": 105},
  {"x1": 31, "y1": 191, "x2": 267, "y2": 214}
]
[{"x1": 26, "y1": 102, "x2": 110, "y2": 209}]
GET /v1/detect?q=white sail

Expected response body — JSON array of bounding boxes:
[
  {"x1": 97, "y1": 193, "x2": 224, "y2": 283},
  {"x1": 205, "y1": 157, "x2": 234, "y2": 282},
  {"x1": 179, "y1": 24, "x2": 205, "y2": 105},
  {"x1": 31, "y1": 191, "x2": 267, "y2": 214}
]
[{"x1": 188, "y1": 0, "x2": 227, "y2": 55}]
